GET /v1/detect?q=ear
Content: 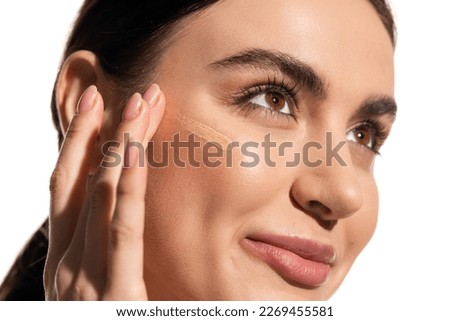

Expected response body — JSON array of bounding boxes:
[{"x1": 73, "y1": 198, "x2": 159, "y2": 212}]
[
  {"x1": 56, "y1": 50, "x2": 113, "y2": 174},
  {"x1": 56, "y1": 50, "x2": 102, "y2": 134}
]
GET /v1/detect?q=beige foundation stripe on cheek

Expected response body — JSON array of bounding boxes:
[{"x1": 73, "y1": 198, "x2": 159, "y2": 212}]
[{"x1": 171, "y1": 113, "x2": 232, "y2": 151}]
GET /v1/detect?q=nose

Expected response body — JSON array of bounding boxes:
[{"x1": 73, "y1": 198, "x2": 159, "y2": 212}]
[{"x1": 290, "y1": 137, "x2": 363, "y2": 221}]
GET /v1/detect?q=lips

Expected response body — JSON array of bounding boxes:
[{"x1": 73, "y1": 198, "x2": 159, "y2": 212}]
[{"x1": 241, "y1": 234, "x2": 336, "y2": 288}]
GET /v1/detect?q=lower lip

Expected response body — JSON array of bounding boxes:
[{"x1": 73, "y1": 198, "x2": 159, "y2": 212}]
[{"x1": 241, "y1": 238, "x2": 331, "y2": 288}]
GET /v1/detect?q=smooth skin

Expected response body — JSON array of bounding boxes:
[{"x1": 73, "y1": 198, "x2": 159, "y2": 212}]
[{"x1": 45, "y1": 0, "x2": 395, "y2": 300}]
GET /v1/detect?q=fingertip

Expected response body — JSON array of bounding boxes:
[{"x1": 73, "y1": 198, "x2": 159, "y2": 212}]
[
  {"x1": 144, "y1": 94, "x2": 165, "y2": 141},
  {"x1": 93, "y1": 88, "x2": 105, "y2": 111},
  {"x1": 123, "y1": 93, "x2": 144, "y2": 121},
  {"x1": 143, "y1": 83, "x2": 161, "y2": 107},
  {"x1": 77, "y1": 85, "x2": 98, "y2": 114},
  {"x1": 151, "y1": 90, "x2": 166, "y2": 119},
  {"x1": 156, "y1": 89, "x2": 166, "y2": 110}
]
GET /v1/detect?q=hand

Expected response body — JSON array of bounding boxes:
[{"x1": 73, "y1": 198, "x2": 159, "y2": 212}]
[{"x1": 44, "y1": 84, "x2": 165, "y2": 300}]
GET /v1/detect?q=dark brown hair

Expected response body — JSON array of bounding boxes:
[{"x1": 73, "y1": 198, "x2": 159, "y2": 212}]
[{"x1": 0, "y1": 0, "x2": 396, "y2": 300}]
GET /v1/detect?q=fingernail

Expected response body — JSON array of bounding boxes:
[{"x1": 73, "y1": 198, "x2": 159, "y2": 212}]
[
  {"x1": 77, "y1": 85, "x2": 97, "y2": 113},
  {"x1": 143, "y1": 84, "x2": 161, "y2": 108},
  {"x1": 123, "y1": 93, "x2": 143, "y2": 121}
]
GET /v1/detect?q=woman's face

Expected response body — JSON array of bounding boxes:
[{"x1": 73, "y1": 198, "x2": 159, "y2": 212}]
[{"x1": 138, "y1": 0, "x2": 395, "y2": 300}]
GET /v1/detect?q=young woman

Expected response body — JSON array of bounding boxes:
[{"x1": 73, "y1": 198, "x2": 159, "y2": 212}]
[{"x1": 0, "y1": 0, "x2": 396, "y2": 300}]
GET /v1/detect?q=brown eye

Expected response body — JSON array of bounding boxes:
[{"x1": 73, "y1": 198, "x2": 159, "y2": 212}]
[
  {"x1": 265, "y1": 92, "x2": 286, "y2": 111},
  {"x1": 249, "y1": 91, "x2": 291, "y2": 114},
  {"x1": 346, "y1": 126, "x2": 375, "y2": 149}
]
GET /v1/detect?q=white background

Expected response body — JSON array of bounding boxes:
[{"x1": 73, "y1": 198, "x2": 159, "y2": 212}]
[{"x1": 0, "y1": 1, "x2": 449, "y2": 318}]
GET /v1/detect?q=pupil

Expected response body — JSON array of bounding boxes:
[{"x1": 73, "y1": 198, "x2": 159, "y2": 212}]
[{"x1": 266, "y1": 92, "x2": 284, "y2": 110}]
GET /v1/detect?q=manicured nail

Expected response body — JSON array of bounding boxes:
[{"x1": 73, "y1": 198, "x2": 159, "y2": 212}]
[
  {"x1": 77, "y1": 85, "x2": 97, "y2": 113},
  {"x1": 143, "y1": 84, "x2": 161, "y2": 108},
  {"x1": 123, "y1": 93, "x2": 144, "y2": 121}
]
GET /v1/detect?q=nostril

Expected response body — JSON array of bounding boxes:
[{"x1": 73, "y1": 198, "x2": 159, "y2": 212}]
[{"x1": 308, "y1": 200, "x2": 331, "y2": 215}]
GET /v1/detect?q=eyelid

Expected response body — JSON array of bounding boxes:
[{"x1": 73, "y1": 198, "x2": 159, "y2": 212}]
[
  {"x1": 241, "y1": 84, "x2": 297, "y2": 108},
  {"x1": 230, "y1": 76, "x2": 301, "y2": 116},
  {"x1": 347, "y1": 120, "x2": 390, "y2": 155}
]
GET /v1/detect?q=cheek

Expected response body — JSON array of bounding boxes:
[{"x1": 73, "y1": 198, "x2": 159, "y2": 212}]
[
  {"x1": 141, "y1": 115, "x2": 287, "y2": 298},
  {"x1": 144, "y1": 111, "x2": 289, "y2": 218}
]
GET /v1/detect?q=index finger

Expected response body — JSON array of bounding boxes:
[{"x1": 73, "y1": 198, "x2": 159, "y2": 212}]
[{"x1": 47, "y1": 85, "x2": 104, "y2": 261}]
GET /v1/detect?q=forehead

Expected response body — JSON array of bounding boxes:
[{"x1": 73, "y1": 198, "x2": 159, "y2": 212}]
[{"x1": 167, "y1": 0, "x2": 394, "y2": 96}]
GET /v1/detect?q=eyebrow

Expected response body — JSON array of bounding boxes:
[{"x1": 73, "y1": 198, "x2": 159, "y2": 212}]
[
  {"x1": 208, "y1": 48, "x2": 328, "y2": 99},
  {"x1": 209, "y1": 48, "x2": 397, "y2": 119},
  {"x1": 352, "y1": 96, "x2": 397, "y2": 121}
]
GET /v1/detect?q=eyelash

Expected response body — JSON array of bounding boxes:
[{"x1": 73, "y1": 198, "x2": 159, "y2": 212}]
[
  {"x1": 230, "y1": 77, "x2": 299, "y2": 121},
  {"x1": 348, "y1": 119, "x2": 389, "y2": 155}
]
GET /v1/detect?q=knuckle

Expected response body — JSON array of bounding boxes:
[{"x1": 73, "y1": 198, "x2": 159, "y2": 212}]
[
  {"x1": 89, "y1": 175, "x2": 115, "y2": 197},
  {"x1": 70, "y1": 281, "x2": 95, "y2": 300},
  {"x1": 64, "y1": 119, "x2": 84, "y2": 141},
  {"x1": 54, "y1": 264, "x2": 97, "y2": 300},
  {"x1": 109, "y1": 222, "x2": 139, "y2": 248},
  {"x1": 88, "y1": 174, "x2": 116, "y2": 215},
  {"x1": 49, "y1": 165, "x2": 69, "y2": 197},
  {"x1": 53, "y1": 262, "x2": 72, "y2": 297},
  {"x1": 116, "y1": 179, "x2": 146, "y2": 201},
  {"x1": 116, "y1": 183, "x2": 134, "y2": 199}
]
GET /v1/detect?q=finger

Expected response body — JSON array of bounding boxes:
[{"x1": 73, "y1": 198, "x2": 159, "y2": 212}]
[
  {"x1": 79, "y1": 85, "x2": 162, "y2": 288},
  {"x1": 103, "y1": 145, "x2": 149, "y2": 300},
  {"x1": 104, "y1": 87, "x2": 165, "y2": 299},
  {"x1": 143, "y1": 84, "x2": 166, "y2": 141},
  {"x1": 53, "y1": 89, "x2": 156, "y2": 300},
  {"x1": 46, "y1": 86, "x2": 103, "y2": 280},
  {"x1": 61, "y1": 92, "x2": 149, "y2": 297}
]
